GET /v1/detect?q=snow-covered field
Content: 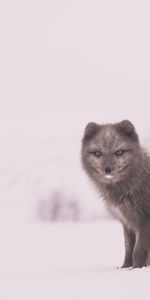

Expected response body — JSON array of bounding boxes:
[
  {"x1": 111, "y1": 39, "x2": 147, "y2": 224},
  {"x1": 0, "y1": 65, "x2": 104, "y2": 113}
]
[
  {"x1": 0, "y1": 126, "x2": 149, "y2": 300},
  {"x1": 1, "y1": 0, "x2": 150, "y2": 298},
  {"x1": 0, "y1": 221, "x2": 149, "y2": 300}
]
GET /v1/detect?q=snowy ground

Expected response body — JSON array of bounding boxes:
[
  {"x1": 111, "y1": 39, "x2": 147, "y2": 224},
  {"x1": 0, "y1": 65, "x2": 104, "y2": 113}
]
[
  {"x1": 0, "y1": 119, "x2": 150, "y2": 300},
  {"x1": 0, "y1": 221, "x2": 150, "y2": 300},
  {"x1": 1, "y1": 0, "x2": 150, "y2": 298},
  {"x1": 0, "y1": 131, "x2": 150, "y2": 300}
]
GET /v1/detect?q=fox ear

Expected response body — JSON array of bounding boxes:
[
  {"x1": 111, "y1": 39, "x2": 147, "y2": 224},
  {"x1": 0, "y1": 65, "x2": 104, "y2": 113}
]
[
  {"x1": 82, "y1": 122, "x2": 100, "y2": 141},
  {"x1": 117, "y1": 120, "x2": 139, "y2": 142}
]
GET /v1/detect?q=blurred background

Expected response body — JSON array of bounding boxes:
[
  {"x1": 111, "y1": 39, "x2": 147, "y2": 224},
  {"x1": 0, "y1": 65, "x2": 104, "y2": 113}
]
[{"x1": 0, "y1": 0, "x2": 150, "y2": 223}]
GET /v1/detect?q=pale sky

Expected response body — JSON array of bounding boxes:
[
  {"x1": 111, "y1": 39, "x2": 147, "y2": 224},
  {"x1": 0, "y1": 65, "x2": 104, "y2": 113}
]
[
  {"x1": 1, "y1": 0, "x2": 150, "y2": 138},
  {"x1": 1, "y1": 0, "x2": 150, "y2": 220}
]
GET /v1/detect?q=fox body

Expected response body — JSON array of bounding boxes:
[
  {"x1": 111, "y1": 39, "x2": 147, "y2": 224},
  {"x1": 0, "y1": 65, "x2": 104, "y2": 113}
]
[{"x1": 81, "y1": 120, "x2": 150, "y2": 268}]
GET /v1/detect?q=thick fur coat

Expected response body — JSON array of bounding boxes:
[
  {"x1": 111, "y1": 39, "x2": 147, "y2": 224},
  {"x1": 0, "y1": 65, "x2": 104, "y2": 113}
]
[{"x1": 81, "y1": 120, "x2": 150, "y2": 268}]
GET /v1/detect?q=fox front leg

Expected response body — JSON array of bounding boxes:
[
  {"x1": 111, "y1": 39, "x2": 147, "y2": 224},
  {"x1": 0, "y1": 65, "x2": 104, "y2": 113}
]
[
  {"x1": 132, "y1": 229, "x2": 150, "y2": 268},
  {"x1": 121, "y1": 225, "x2": 135, "y2": 268}
]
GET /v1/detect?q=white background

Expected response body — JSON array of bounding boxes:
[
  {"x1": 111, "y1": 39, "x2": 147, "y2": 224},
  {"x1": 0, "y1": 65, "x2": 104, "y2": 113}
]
[
  {"x1": 1, "y1": 0, "x2": 150, "y2": 221},
  {"x1": 0, "y1": 1, "x2": 150, "y2": 299}
]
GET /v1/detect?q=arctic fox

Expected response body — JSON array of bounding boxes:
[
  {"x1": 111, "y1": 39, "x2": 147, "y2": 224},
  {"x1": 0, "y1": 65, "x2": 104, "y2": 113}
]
[{"x1": 81, "y1": 120, "x2": 150, "y2": 268}]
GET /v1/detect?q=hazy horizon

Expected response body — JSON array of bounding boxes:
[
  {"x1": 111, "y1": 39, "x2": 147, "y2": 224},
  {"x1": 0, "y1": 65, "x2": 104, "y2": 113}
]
[{"x1": 1, "y1": 0, "x2": 150, "y2": 139}]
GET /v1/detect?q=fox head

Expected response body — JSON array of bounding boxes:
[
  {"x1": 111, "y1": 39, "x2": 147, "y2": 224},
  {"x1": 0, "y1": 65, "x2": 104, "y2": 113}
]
[{"x1": 81, "y1": 120, "x2": 142, "y2": 184}]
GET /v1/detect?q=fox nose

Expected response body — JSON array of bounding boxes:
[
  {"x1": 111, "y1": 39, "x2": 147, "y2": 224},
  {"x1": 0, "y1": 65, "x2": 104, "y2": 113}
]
[{"x1": 105, "y1": 167, "x2": 111, "y2": 174}]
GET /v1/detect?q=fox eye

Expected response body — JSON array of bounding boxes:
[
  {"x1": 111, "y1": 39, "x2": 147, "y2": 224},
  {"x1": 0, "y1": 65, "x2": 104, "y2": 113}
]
[
  {"x1": 115, "y1": 150, "x2": 124, "y2": 157},
  {"x1": 94, "y1": 151, "x2": 102, "y2": 157}
]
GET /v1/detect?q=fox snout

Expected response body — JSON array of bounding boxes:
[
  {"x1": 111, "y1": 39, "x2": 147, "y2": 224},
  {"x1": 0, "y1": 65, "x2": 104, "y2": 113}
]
[{"x1": 105, "y1": 167, "x2": 112, "y2": 174}]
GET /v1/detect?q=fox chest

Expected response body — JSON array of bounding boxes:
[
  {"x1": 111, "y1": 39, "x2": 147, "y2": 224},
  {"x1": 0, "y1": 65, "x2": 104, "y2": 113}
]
[
  {"x1": 107, "y1": 201, "x2": 138, "y2": 230},
  {"x1": 109, "y1": 205, "x2": 127, "y2": 224}
]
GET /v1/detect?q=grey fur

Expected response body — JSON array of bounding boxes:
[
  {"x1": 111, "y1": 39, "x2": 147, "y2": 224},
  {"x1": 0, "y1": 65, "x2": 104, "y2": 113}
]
[{"x1": 81, "y1": 120, "x2": 150, "y2": 268}]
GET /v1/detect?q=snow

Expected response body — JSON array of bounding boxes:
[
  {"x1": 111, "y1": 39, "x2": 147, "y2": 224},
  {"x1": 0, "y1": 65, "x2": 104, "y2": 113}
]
[
  {"x1": 1, "y1": 0, "x2": 150, "y2": 298},
  {"x1": 0, "y1": 221, "x2": 149, "y2": 300}
]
